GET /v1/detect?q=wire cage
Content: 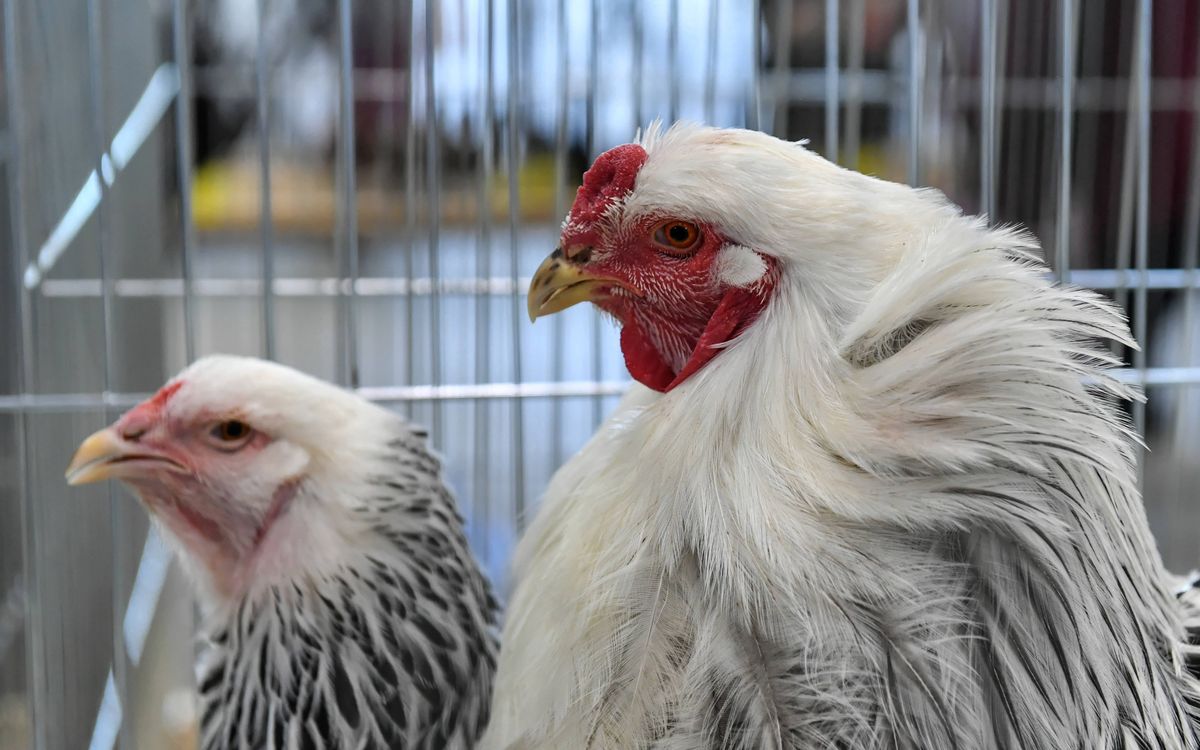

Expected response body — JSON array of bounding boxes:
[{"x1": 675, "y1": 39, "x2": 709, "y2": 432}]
[{"x1": 1, "y1": 0, "x2": 1198, "y2": 746}]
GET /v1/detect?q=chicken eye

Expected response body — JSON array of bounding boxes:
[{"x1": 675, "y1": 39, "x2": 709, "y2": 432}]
[
  {"x1": 209, "y1": 420, "x2": 254, "y2": 449},
  {"x1": 653, "y1": 221, "x2": 701, "y2": 253}
]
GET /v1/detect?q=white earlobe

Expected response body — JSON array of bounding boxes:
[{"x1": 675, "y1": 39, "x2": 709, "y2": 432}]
[{"x1": 715, "y1": 244, "x2": 767, "y2": 287}]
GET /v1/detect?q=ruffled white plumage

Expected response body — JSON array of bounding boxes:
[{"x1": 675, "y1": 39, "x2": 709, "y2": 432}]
[{"x1": 485, "y1": 124, "x2": 1200, "y2": 749}]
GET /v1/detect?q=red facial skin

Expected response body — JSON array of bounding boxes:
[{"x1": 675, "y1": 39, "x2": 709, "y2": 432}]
[
  {"x1": 560, "y1": 145, "x2": 779, "y2": 392},
  {"x1": 109, "y1": 381, "x2": 290, "y2": 596}
]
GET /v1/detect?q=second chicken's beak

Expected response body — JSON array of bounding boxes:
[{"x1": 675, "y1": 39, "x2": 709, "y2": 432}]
[
  {"x1": 65, "y1": 428, "x2": 180, "y2": 486},
  {"x1": 527, "y1": 251, "x2": 628, "y2": 322}
]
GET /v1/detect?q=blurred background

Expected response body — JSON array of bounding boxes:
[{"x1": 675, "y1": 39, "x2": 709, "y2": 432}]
[{"x1": 1, "y1": 0, "x2": 1198, "y2": 746}]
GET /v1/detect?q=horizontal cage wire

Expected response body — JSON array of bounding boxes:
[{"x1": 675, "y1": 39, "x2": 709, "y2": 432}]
[{"x1": 0, "y1": 0, "x2": 1198, "y2": 747}]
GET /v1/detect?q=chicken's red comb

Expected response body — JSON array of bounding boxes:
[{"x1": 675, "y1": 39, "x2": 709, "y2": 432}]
[
  {"x1": 568, "y1": 144, "x2": 648, "y2": 225},
  {"x1": 125, "y1": 380, "x2": 183, "y2": 426}
]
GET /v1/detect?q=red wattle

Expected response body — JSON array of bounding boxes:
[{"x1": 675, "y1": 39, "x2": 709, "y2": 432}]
[{"x1": 620, "y1": 282, "x2": 774, "y2": 393}]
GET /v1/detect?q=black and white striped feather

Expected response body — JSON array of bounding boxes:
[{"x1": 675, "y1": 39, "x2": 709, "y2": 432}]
[{"x1": 192, "y1": 426, "x2": 498, "y2": 750}]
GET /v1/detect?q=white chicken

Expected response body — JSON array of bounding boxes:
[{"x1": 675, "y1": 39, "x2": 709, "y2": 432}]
[{"x1": 484, "y1": 123, "x2": 1200, "y2": 749}]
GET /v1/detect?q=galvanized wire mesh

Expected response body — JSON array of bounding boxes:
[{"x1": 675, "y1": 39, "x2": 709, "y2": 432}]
[{"x1": 1, "y1": 0, "x2": 1198, "y2": 747}]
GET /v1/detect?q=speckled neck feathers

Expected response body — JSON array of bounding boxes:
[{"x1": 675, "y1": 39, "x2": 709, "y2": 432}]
[{"x1": 196, "y1": 426, "x2": 498, "y2": 750}]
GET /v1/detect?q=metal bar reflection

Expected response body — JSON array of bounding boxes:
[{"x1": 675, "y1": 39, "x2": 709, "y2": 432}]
[
  {"x1": 20, "y1": 67, "x2": 178, "y2": 291},
  {"x1": 425, "y1": 0, "x2": 443, "y2": 443},
  {"x1": 38, "y1": 267, "x2": 1200, "y2": 298},
  {"x1": 2, "y1": 0, "x2": 45, "y2": 742},
  {"x1": 337, "y1": 0, "x2": 360, "y2": 387},
  {"x1": 845, "y1": 0, "x2": 865, "y2": 170},
  {"x1": 750, "y1": 0, "x2": 761, "y2": 130},
  {"x1": 1112, "y1": 0, "x2": 1137, "y2": 352},
  {"x1": 553, "y1": 0, "x2": 569, "y2": 469},
  {"x1": 474, "y1": 0, "x2": 497, "y2": 561},
  {"x1": 0, "y1": 381, "x2": 637, "y2": 414},
  {"x1": 507, "y1": 0, "x2": 527, "y2": 528},
  {"x1": 6, "y1": 368, "x2": 1200, "y2": 416},
  {"x1": 404, "y1": 7, "x2": 419, "y2": 417},
  {"x1": 588, "y1": 0, "x2": 603, "y2": 429},
  {"x1": 84, "y1": 2, "x2": 132, "y2": 746},
  {"x1": 980, "y1": 0, "x2": 998, "y2": 221},
  {"x1": 1132, "y1": 0, "x2": 1151, "y2": 446},
  {"x1": 906, "y1": 0, "x2": 922, "y2": 186},
  {"x1": 632, "y1": 0, "x2": 644, "y2": 128},
  {"x1": 255, "y1": 0, "x2": 276, "y2": 359},
  {"x1": 668, "y1": 0, "x2": 679, "y2": 123},
  {"x1": 771, "y1": 0, "x2": 792, "y2": 137},
  {"x1": 172, "y1": 0, "x2": 197, "y2": 363},
  {"x1": 1176, "y1": 16, "x2": 1200, "y2": 454},
  {"x1": 824, "y1": 0, "x2": 838, "y2": 160},
  {"x1": 704, "y1": 0, "x2": 718, "y2": 124},
  {"x1": 1055, "y1": 0, "x2": 1076, "y2": 282}
]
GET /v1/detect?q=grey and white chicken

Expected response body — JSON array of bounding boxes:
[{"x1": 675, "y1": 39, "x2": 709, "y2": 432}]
[{"x1": 67, "y1": 355, "x2": 497, "y2": 749}]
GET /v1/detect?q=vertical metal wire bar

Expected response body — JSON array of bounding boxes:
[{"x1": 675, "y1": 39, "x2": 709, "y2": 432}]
[
  {"x1": 403, "y1": 10, "x2": 419, "y2": 417},
  {"x1": 771, "y1": 0, "x2": 792, "y2": 137},
  {"x1": 85, "y1": 0, "x2": 114, "y2": 411},
  {"x1": 704, "y1": 0, "x2": 719, "y2": 124},
  {"x1": 551, "y1": 0, "x2": 569, "y2": 469},
  {"x1": 980, "y1": 0, "x2": 997, "y2": 222},
  {"x1": 3, "y1": 0, "x2": 44, "y2": 743},
  {"x1": 845, "y1": 0, "x2": 865, "y2": 169},
  {"x1": 1074, "y1": 0, "x2": 1106, "y2": 261},
  {"x1": 993, "y1": 0, "x2": 1010, "y2": 210},
  {"x1": 1113, "y1": 25, "x2": 1138, "y2": 331},
  {"x1": 587, "y1": 0, "x2": 603, "y2": 429},
  {"x1": 906, "y1": 0, "x2": 922, "y2": 186},
  {"x1": 1034, "y1": 3, "x2": 1059, "y2": 242},
  {"x1": 374, "y1": 0, "x2": 398, "y2": 190},
  {"x1": 668, "y1": 0, "x2": 679, "y2": 123},
  {"x1": 337, "y1": 0, "x2": 360, "y2": 388},
  {"x1": 586, "y1": 0, "x2": 597, "y2": 153},
  {"x1": 1132, "y1": 0, "x2": 1151, "y2": 442},
  {"x1": 473, "y1": 0, "x2": 495, "y2": 560},
  {"x1": 749, "y1": 0, "x2": 761, "y2": 130},
  {"x1": 85, "y1": 1, "x2": 131, "y2": 746},
  {"x1": 824, "y1": 0, "x2": 839, "y2": 160},
  {"x1": 424, "y1": 0, "x2": 443, "y2": 444},
  {"x1": 1055, "y1": 0, "x2": 1076, "y2": 282},
  {"x1": 632, "y1": 0, "x2": 644, "y2": 129},
  {"x1": 507, "y1": 0, "x2": 527, "y2": 528},
  {"x1": 1176, "y1": 21, "x2": 1200, "y2": 450},
  {"x1": 1000, "y1": 0, "x2": 1029, "y2": 228},
  {"x1": 1161, "y1": 8, "x2": 1200, "y2": 562},
  {"x1": 255, "y1": 0, "x2": 276, "y2": 359},
  {"x1": 172, "y1": 0, "x2": 197, "y2": 363}
]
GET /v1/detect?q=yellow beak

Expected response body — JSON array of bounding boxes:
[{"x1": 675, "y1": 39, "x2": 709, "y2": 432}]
[
  {"x1": 65, "y1": 427, "x2": 182, "y2": 486},
  {"x1": 65, "y1": 428, "x2": 128, "y2": 485},
  {"x1": 526, "y1": 251, "x2": 630, "y2": 322}
]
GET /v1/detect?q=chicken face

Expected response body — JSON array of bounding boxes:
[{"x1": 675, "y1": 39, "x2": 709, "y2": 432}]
[
  {"x1": 65, "y1": 358, "x2": 317, "y2": 595},
  {"x1": 528, "y1": 142, "x2": 779, "y2": 392}
]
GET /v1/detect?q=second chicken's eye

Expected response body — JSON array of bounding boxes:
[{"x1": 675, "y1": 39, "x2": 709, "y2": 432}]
[
  {"x1": 208, "y1": 420, "x2": 254, "y2": 450},
  {"x1": 653, "y1": 221, "x2": 701, "y2": 253}
]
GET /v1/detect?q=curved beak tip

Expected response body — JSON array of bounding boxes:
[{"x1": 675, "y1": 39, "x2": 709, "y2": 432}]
[
  {"x1": 65, "y1": 428, "x2": 122, "y2": 486},
  {"x1": 526, "y1": 252, "x2": 621, "y2": 322}
]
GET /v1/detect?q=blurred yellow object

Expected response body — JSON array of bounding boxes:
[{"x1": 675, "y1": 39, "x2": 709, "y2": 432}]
[
  {"x1": 191, "y1": 153, "x2": 567, "y2": 235},
  {"x1": 0, "y1": 694, "x2": 29, "y2": 750}
]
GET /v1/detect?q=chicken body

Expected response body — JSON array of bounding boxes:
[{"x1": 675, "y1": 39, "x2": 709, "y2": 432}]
[
  {"x1": 485, "y1": 124, "x2": 1200, "y2": 749},
  {"x1": 67, "y1": 356, "x2": 497, "y2": 749}
]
